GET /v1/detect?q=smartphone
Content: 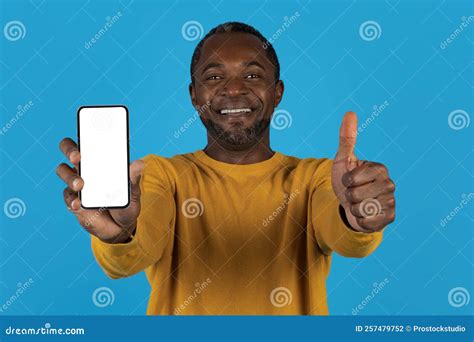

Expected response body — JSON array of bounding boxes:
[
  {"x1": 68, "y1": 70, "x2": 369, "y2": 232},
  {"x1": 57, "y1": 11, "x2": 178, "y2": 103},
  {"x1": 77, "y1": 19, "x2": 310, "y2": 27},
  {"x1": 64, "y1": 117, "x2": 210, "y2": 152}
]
[{"x1": 77, "y1": 105, "x2": 130, "y2": 209}]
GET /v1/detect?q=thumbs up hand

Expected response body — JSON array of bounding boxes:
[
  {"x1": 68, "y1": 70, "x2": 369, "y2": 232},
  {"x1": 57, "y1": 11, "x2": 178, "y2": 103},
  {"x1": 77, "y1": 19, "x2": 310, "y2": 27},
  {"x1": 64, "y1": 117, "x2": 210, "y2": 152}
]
[{"x1": 331, "y1": 112, "x2": 396, "y2": 233}]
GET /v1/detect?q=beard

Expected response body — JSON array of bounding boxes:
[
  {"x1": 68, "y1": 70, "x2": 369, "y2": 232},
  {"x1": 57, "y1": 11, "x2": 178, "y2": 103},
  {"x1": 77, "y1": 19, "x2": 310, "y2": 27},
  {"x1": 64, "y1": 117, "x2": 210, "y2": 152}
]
[{"x1": 200, "y1": 115, "x2": 270, "y2": 148}]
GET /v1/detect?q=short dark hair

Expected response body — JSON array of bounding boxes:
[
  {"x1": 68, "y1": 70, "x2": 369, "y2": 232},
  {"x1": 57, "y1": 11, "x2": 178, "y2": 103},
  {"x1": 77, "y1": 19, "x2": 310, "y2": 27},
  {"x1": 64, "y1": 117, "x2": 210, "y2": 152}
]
[{"x1": 190, "y1": 22, "x2": 280, "y2": 83}]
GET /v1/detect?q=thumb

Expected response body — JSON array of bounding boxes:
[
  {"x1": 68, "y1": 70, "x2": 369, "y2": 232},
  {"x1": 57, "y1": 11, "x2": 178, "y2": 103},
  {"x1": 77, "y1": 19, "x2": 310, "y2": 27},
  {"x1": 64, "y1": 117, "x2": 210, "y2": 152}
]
[
  {"x1": 336, "y1": 111, "x2": 358, "y2": 160},
  {"x1": 130, "y1": 159, "x2": 144, "y2": 184},
  {"x1": 130, "y1": 159, "x2": 144, "y2": 197}
]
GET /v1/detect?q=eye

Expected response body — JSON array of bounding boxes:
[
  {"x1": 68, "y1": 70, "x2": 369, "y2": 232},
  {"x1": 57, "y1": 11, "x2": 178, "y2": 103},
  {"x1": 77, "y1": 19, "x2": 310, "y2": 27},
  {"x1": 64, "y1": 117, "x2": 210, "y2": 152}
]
[
  {"x1": 206, "y1": 75, "x2": 222, "y2": 81},
  {"x1": 245, "y1": 74, "x2": 260, "y2": 79}
]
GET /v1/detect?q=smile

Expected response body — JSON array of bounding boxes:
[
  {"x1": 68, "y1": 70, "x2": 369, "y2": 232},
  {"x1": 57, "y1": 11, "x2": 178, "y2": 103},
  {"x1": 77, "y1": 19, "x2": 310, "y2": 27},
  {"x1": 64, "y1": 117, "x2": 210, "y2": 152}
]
[{"x1": 219, "y1": 108, "x2": 253, "y2": 115}]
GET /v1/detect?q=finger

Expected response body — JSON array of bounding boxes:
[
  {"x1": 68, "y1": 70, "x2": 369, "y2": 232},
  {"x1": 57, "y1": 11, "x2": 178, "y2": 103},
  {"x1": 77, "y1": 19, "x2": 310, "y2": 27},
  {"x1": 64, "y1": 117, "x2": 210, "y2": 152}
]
[
  {"x1": 377, "y1": 192, "x2": 396, "y2": 208},
  {"x1": 335, "y1": 111, "x2": 358, "y2": 160},
  {"x1": 59, "y1": 138, "x2": 81, "y2": 166},
  {"x1": 130, "y1": 159, "x2": 144, "y2": 185},
  {"x1": 130, "y1": 159, "x2": 144, "y2": 199},
  {"x1": 342, "y1": 162, "x2": 388, "y2": 187},
  {"x1": 63, "y1": 187, "x2": 81, "y2": 210},
  {"x1": 356, "y1": 209, "x2": 395, "y2": 232},
  {"x1": 56, "y1": 163, "x2": 84, "y2": 191},
  {"x1": 349, "y1": 193, "x2": 395, "y2": 218},
  {"x1": 345, "y1": 178, "x2": 395, "y2": 203}
]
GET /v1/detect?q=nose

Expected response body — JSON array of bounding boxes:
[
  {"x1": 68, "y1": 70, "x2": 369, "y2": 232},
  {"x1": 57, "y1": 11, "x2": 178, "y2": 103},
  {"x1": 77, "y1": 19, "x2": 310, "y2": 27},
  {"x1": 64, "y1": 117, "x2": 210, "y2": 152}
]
[{"x1": 218, "y1": 76, "x2": 248, "y2": 97}]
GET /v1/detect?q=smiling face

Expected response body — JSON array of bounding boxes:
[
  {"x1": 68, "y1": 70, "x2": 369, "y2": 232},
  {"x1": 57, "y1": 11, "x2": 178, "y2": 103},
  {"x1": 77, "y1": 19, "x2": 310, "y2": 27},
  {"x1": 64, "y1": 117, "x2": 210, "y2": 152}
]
[{"x1": 190, "y1": 32, "x2": 284, "y2": 150}]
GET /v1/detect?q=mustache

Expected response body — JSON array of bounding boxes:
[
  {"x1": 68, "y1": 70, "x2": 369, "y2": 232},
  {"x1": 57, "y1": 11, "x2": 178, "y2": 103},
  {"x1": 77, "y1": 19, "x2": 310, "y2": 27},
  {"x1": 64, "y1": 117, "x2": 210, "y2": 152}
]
[{"x1": 210, "y1": 97, "x2": 263, "y2": 112}]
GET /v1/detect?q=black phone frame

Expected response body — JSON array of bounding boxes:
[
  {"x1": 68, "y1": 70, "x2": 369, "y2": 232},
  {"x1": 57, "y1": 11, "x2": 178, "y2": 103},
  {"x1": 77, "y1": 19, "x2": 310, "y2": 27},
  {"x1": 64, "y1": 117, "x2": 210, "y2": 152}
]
[{"x1": 77, "y1": 105, "x2": 131, "y2": 209}]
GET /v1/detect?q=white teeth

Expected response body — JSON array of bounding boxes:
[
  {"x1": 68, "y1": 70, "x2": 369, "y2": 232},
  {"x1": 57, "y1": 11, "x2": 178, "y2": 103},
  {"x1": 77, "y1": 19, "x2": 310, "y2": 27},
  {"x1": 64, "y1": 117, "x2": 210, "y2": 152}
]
[{"x1": 220, "y1": 108, "x2": 252, "y2": 114}]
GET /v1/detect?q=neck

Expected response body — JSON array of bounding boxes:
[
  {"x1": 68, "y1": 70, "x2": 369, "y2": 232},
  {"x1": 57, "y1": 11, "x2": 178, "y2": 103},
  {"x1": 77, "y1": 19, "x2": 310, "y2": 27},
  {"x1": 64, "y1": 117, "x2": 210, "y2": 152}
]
[{"x1": 203, "y1": 133, "x2": 274, "y2": 165}]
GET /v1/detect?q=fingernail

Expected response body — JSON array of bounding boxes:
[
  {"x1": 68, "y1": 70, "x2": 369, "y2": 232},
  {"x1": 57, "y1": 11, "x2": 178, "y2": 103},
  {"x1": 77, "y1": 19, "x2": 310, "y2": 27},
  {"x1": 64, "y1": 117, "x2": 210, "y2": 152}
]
[
  {"x1": 69, "y1": 150, "x2": 79, "y2": 162},
  {"x1": 73, "y1": 178, "x2": 80, "y2": 190},
  {"x1": 71, "y1": 199, "x2": 77, "y2": 209}
]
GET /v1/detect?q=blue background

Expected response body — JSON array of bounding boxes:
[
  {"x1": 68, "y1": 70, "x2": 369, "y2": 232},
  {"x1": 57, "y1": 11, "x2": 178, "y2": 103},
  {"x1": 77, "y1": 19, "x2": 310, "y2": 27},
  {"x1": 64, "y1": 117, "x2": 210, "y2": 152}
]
[{"x1": 0, "y1": 0, "x2": 472, "y2": 316}]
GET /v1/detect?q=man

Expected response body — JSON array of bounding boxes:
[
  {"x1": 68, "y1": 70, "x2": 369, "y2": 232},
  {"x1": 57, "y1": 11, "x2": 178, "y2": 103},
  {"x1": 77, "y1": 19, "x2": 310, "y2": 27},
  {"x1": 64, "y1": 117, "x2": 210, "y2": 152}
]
[{"x1": 56, "y1": 22, "x2": 396, "y2": 315}]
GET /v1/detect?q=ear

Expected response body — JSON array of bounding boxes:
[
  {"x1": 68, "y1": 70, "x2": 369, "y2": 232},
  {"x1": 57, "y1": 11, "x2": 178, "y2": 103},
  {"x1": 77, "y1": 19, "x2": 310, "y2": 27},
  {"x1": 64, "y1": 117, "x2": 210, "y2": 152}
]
[
  {"x1": 189, "y1": 83, "x2": 198, "y2": 109},
  {"x1": 274, "y1": 80, "x2": 284, "y2": 108}
]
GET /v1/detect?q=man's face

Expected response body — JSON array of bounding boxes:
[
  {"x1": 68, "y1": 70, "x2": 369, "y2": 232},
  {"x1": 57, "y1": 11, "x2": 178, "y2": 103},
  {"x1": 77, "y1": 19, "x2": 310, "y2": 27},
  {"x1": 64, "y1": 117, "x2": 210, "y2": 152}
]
[{"x1": 190, "y1": 32, "x2": 284, "y2": 150}]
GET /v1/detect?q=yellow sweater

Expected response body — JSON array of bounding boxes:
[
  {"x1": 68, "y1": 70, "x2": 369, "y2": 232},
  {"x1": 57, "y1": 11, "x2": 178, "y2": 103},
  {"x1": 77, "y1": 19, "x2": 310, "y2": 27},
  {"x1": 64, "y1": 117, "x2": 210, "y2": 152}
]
[{"x1": 91, "y1": 150, "x2": 383, "y2": 315}]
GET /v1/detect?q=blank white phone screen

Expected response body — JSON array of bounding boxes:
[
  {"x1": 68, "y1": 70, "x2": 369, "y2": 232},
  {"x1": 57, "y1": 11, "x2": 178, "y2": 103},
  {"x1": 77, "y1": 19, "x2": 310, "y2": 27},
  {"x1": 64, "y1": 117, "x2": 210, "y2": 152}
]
[{"x1": 78, "y1": 106, "x2": 129, "y2": 208}]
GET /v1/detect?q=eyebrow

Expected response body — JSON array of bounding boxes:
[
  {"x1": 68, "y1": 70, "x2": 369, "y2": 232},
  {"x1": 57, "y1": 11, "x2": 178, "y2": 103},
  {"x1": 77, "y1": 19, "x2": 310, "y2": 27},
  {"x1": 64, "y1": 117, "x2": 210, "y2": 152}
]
[
  {"x1": 241, "y1": 60, "x2": 266, "y2": 70},
  {"x1": 200, "y1": 62, "x2": 225, "y2": 75},
  {"x1": 200, "y1": 60, "x2": 266, "y2": 75}
]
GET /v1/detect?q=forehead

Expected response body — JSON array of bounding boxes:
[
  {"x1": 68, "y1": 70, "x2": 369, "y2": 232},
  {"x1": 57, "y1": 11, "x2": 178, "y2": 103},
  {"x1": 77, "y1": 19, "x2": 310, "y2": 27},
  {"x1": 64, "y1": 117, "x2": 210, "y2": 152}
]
[{"x1": 197, "y1": 32, "x2": 271, "y2": 69}]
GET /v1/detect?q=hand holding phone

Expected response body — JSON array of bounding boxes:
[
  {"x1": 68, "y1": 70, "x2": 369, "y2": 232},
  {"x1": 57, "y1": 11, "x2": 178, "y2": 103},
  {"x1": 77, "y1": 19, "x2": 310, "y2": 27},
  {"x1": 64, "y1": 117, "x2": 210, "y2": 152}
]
[{"x1": 55, "y1": 106, "x2": 143, "y2": 243}]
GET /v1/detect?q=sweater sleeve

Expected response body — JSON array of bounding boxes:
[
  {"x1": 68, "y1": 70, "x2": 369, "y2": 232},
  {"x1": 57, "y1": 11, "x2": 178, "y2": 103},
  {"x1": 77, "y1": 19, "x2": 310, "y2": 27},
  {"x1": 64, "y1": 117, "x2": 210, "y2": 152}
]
[
  {"x1": 311, "y1": 159, "x2": 383, "y2": 258},
  {"x1": 91, "y1": 155, "x2": 176, "y2": 279}
]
